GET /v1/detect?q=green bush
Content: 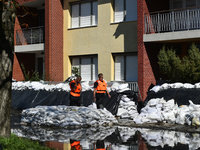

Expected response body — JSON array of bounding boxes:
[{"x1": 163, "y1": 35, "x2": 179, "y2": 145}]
[
  {"x1": 72, "y1": 67, "x2": 80, "y2": 76},
  {"x1": 0, "y1": 134, "x2": 53, "y2": 150},
  {"x1": 158, "y1": 43, "x2": 200, "y2": 83},
  {"x1": 21, "y1": 64, "x2": 42, "y2": 81}
]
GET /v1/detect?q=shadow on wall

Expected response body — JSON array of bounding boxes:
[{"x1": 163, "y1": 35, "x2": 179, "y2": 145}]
[
  {"x1": 113, "y1": 15, "x2": 137, "y2": 53},
  {"x1": 98, "y1": 0, "x2": 109, "y2": 5}
]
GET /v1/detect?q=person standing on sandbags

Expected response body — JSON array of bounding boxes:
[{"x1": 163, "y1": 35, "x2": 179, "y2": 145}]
[
  {"x1": 93, "y1": 73, "x2": 111, "y2": 109},
  {"x1": 69, "y1": 75, "x2": 83, "y2": 106}
]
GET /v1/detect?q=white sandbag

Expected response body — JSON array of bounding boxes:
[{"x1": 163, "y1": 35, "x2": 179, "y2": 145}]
[
  {"x1": 118, "y1": 84, "x2": 128, "y2": 90},
  {"x1": 117, "y1": 108, "x2": 128, "y2": 116},
  {"x1": 88, "y1": 103, "x2": 97, "y2": 109},
  {"x1": 183, "y1": 83, "x2": 194, "y2": 88},
  {"x1": 110, "y1": 82, "x2": 120, "y2": 91},
  {"x1": 172, "y1": 82, "x2": 184, "y2": 88},
  {"x1": 161, "y1": 83, "x2": 170, "y2": 90},
  {"x1": 150, "y1": 85, "x2": 161, "y2": 93}
]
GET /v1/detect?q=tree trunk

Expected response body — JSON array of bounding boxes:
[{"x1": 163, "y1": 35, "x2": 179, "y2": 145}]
[{"x1": 0, "y1": 0, "x2": 16, "y2": 137}]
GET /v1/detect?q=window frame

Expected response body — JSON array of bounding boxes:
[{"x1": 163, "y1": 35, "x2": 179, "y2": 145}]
[
  {"x1": 113, "y1": 53, "x2": 138, "y2": 82},
  {"x1": 113, "y1": 0, "x2": 137, "y2": 23},
  {"x1": 70, "y1": 55, "x2": 98, "y2": 81},
  {"x1": 70, "y1": 0, "x2": 98, "y2": 29}
]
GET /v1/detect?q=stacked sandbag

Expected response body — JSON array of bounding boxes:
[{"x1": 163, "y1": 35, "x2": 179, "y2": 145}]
[
  {"x1": 21, "y1": 106, "x2": 118, "y2": 128},
  {"x1": 116, "y1": 95, "x2": 139, "y2": 119},
  {"x1": 134, "y1": 98, "x2": 200, "y2": 126},
  {"x1": 110, "y1": 82, "x2": 139, "y2": 119},
  {"x1": 12, "y1": 81, "x2": 92, "y2": 92},
  {"x1": 134, "y1": 98, "x2": 169, "y2": 124},
  {"x1": 150, "y1": 82, "x2": 199, "y2": 93}
]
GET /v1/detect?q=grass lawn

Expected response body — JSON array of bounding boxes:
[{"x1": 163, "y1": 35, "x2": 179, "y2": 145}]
[{"x1": 0, "y1": 134, "x2": 54, "y2": 150}]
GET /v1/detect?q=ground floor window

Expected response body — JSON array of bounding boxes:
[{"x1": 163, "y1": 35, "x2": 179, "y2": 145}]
[
  {"x1": 114, "y1": 54, "x2": 138, "y2": 81},
  {"x1": 71, "y1": 56, "x2": 98, "y2": 81}
]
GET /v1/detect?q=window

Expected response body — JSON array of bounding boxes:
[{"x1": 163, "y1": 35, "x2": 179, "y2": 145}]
[
  {"x1": 71, "y1": 56, "x2": 98, "y2": 81},
  {"x1": 114, "y1": 0, "x2": 137, "y2": 22},
  {"x1": 114, "y1": 55, "x2": 138, "y2": 81},
  {"x1": 71, "y1": 1, "x2": 98, "y2": 28}
]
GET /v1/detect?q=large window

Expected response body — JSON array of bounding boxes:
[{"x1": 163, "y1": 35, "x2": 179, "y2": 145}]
[
  {"x1": 71, "y1": 1, "x2": 98, "y2": 28},
  {"x1": 114, "y1": 0, "x2": 137, "y2": 22},
  {"x1": 114, "y1": 55, "x2": 138, "y2": 81},
  {"x1": 71, "y1": 56, "x2": 98, "y2": 81},
  {"x1": 170, "y1": 0, "x2": 200, "y2": 9}
]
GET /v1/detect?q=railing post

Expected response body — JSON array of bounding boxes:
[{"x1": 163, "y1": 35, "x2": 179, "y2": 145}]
[
  {"x1": 31, "y1": 28, "x2": 32, "y2": 44},
  {"x1": 39, "y1": 27, "x2": 41, "y2": 43},
  {"x1": 171, "y1": 11, "x2": 175, "y2": 32},
  {"x1": 187, "y1": 9, "x2": 190, "y2": 30},
  {"x1": 144, "y1": 14, "x2": 147, "y2": 34},
  {"x1": 158, "y1": 13, "x2": 160, "y2": 33},
  {"x1": 23, "y1": 29, "x2": 24, "y2": 45}
]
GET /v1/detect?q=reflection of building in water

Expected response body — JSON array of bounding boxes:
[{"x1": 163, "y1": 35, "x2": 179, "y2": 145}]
[{"x1": 45, "y1": 141, "x2": 70, "y2": 150}]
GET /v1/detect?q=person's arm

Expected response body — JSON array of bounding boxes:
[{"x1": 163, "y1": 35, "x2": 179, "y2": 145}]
[
  {"x1": 93, "y1": 82, "x2": 98, "y2": 101},
  {"x1": 80, "y1": 83, "x2": 82, "y2": 92},
  {"x1": 71, "y1": 82, "x2": 76, "y2": 91},
  {"x1": 106, "y1": 89, "x2": 111, "y2": 98}
]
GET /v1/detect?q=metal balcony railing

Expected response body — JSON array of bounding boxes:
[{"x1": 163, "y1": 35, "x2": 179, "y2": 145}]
[
  {"x1": 16, "y1": 26, "x2": 44, "y2": 45},
  {"x1": 145, "y1": 7, "x2": 200, "y2": 34}
]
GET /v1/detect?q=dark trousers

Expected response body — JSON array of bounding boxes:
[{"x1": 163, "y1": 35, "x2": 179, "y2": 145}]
[
  {"x1": 96, "y1": 93, "x2": 106, "y2": 109},
  {"x1": 69, "y1": 94, "x2": 82, "y2": 106}
]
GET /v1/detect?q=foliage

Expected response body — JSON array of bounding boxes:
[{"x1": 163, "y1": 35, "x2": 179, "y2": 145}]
[
  {"x1": 0, "y1": 134, "x2": 53, "y2": 150},
  {"x1": 21, "y1": 63, "x2": 42, "y2": 81},
  {"x1": 158, "y1": 44, "x2": 200, "y2": 83},
  {"x1": 72, "y1": 67, "x2": 80, "y2": 76}
]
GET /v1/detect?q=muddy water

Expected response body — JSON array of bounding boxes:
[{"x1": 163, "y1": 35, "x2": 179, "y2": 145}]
[{"x1": 11, "y1": 109, "x2": 200, "y2": 150}]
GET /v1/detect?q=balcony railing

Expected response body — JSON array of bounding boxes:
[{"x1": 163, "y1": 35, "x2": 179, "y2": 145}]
[
  {"x1": 16, "y1": 26, "x2": 44, "y2": 45},
  {"x1": 145, "y1": 7, "x2": 200, "y2": 34}
]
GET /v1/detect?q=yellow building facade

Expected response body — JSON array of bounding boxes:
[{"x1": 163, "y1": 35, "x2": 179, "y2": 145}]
[{"x1": 63, "y1": 0, "x2": 137, "y2": 82}]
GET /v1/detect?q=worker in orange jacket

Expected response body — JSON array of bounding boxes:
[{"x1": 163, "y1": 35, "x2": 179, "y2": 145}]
[
  {"x1": 69, "y1": 76, "x2": 82, "y2": 106},
  {"x1": 93, "y1": 73, "x2": 111, "y2": 109}
]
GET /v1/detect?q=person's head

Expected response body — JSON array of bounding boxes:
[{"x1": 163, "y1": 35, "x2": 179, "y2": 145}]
[
  {"x1": 75, "y1": 75, "x2": 82, "y2": 83},
  {"x1": 98, "y1": 73, "x2": 103, "y2": 81}
]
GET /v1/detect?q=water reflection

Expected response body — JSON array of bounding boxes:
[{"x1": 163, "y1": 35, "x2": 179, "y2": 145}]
[
  {"x1": 11, "y1": 125, "x2": 200, "y2": 150},
  {"x1": 11, "y1": 109, "x2": 200, "y2": 150}
]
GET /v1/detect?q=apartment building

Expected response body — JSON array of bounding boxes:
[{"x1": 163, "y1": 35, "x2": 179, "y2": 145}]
[
  {"x1": 13, "y1": 0, "x2": 63, "y2": 81},
  {"x1": 138, "y1": 0, "x2": 200, "y2": 99},
  {"x1": 13, "y1": 0, "x2": 138, "y2": 83},
  {"x1": 63, "y1": 0, "x2": 138, "y2": 82}
]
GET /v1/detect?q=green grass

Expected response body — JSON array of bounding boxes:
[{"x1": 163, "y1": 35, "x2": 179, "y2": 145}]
[{"x1": 0, "y1": 134, "x2": 53, "y2": 150}]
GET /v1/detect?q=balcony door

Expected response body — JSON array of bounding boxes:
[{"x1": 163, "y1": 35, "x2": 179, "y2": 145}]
[{"x1": 36, "y1": 54, "x2": 45, "y2": 79}]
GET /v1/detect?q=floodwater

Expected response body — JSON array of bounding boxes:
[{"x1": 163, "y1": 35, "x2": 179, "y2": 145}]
[{"x1": 11, "y1": 109, "x2": 200, "y2": 150}]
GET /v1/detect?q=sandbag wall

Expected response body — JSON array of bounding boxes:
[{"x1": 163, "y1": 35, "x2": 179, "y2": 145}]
[
  {"x1": 145, "y1": 88, "x2": 200, "y2": 106},
  {"x1": 12, "y1": 89, "x2": 119, "y2": 113}
]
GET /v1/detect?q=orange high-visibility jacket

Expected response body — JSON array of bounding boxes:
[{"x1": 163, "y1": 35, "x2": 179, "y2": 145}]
[
  {"x1": 95, "y1": 80, "x2": 107, "y2": 94},
  {"x1": 70, "y1": 80, "x2": 81, "y2": 97},
  {"x1": 71, "y1": 141, "x2": 81, "y2": 150}
]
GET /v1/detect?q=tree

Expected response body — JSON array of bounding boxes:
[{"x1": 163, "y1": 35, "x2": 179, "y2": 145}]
[
  {"x1": 158, "y1": 44, "x2": 200, "y2": 83},
  {"x1": 158, "y1": 46, "x2": 183, "y2": 82},
  {"x1": 0, "y1": 0, "x2": 16, "y2": 137}
]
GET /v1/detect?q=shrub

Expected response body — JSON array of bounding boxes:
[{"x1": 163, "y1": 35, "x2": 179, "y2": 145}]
[
  {"x1": 158, "y1": 43, "x2": 200, "y2": 83},
  {"x1": 21, "y1": 64, "x2": 42, "y2": 81},
  {"x1": 72, "y1": 67, "x2": 80, "y2": 76}
]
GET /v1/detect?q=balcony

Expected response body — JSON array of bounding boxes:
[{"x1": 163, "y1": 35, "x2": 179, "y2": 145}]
[
  {"x1": 144, "y1": 7, "x2": 200, "y2": 42},
  {"x1": 15, "y1": 26, "x2": 44, "y2": 53}
]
